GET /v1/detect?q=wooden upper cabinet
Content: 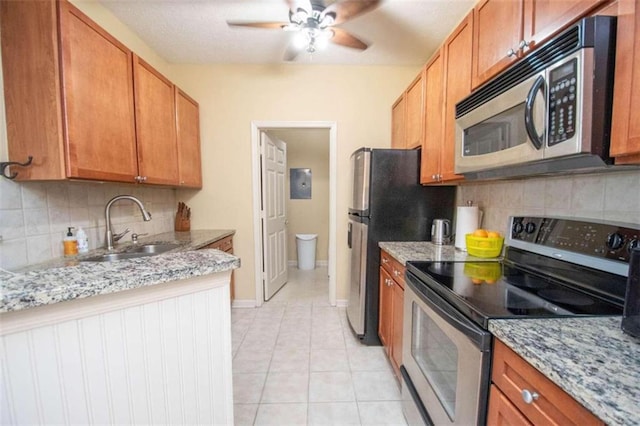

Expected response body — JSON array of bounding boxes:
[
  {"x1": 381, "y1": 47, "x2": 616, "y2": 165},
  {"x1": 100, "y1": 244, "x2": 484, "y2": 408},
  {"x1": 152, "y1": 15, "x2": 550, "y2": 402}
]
[
  {"x1": 472, "y1": 0, "x2": 523, "y2": 89},
  {"x1": 133, "y1": 55, "x2": 179, "y2": 185},
  {"x1": 0, "y1": 0, "x2": 203, "y2": 186},
  {"x1": 405, "y1": 71, "x2": 425, "y2": 149},
  {"x1": 59, "y1": 1, "x2": 138, "y2": 182},
  {"x1": 523, "y1": 0, "x2": 609, "y2": 50},
  {"x1": 441, "y1": 14, "x2": 472, "y2": 183},
  {"x1": 176, "y1": 89, "x2": 203, "y2": 188},
  {"x1": 471, "y1": 0, "x2": 608, "y2": 89},
  {"x1": 610, "y1": 0, "x2": 640, "y2": 163},
  {"x1": 421, "y1": 50, "x2": 445, "y2": 184},
  {"x1": 391, "y1": 95, "x2": 407, "y2": 149},
  {"x1": 0, "y1": 0, "x2": 66, "y2": 180}
]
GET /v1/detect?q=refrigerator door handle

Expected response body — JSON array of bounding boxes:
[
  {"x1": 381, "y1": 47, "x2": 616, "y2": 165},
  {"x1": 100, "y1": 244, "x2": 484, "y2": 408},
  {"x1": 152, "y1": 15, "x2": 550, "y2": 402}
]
[{"x1": 348, "y1": 222, "x2": 352, "y2": 248}]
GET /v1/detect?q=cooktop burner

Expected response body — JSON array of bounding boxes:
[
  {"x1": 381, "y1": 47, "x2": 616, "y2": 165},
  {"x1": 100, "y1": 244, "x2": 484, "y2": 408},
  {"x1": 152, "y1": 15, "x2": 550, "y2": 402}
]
[
  {"x1": 406, "y1": 258, "x2": 624, "y2": 329},
  {"x1": 405, "y1": 216, "x2": 636, "y2": 329}
]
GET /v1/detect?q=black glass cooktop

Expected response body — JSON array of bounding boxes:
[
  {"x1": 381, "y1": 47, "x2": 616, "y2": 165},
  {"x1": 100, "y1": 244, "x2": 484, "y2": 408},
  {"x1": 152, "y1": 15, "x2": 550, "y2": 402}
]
[{"x1": 406, "y1": 254, "x2": 625, "y2": 329}]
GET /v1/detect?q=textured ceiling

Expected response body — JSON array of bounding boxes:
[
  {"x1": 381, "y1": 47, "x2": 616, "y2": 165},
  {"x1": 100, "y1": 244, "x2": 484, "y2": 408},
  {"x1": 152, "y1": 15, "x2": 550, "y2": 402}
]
[{"x1": 98, "y1": 0, "x2": 476, "y2": 65}]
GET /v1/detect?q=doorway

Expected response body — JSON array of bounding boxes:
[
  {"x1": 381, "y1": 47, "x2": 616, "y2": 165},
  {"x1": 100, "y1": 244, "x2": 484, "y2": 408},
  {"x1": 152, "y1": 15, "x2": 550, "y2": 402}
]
[{"x1": 251, "y1": 121, "x2": 337, "y2": 307}]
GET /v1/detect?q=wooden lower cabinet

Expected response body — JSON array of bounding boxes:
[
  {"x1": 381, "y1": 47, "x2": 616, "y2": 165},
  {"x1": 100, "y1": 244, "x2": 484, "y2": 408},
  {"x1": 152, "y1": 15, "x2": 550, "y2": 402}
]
[
  {"x1": 379, "y1": 249, "x2": 405, "y2": 377},
  {"x1": 202, "y1": 235, "x2": 235, "y2": 300},
  {"x1": 489, "y1": 339, "x2": 604, "y2": 426}
]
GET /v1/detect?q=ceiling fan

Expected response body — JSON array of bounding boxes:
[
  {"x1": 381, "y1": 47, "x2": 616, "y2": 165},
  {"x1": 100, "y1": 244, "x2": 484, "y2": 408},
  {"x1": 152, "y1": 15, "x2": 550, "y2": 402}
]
[{"x1": 227, "y1": 0, "x2": 380, "y2": 61}]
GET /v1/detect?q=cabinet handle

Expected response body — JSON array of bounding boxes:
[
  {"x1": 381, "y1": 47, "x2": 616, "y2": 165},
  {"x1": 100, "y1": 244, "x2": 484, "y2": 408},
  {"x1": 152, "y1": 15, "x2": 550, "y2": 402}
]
[
  {"x1": 385, "y1": 278, "x2": 393, "y2": 287},
  {"x1": 521, "y1": 389, "x2": 539, "y2": 404},
  {"x1": 382, "y1": 257, "x2": 389, "y2": 264},
  {"x1": 393, "y1": 269, "x2": 401, "y2": 277},
  {"x1": 507, "y1": 48, "x2": 517, "y2": 57},
  {"x1": 519, "y1": 40, "x2": 530, "y2": 50}
]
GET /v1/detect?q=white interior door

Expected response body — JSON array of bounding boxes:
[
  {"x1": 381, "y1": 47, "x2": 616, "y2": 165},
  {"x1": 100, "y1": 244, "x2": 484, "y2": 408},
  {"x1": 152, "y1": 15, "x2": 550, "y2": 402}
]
[{"x1": 261, "y1": 132, "x2": 288, "y2": 300}]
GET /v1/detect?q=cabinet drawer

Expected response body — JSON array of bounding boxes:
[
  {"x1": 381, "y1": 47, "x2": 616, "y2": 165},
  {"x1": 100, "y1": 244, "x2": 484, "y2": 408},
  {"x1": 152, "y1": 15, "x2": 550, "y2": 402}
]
[
  {"x1": 380, "y1": 250, "x2": 405, "y2": 289},
  {"x1": 202, "y1": 235, "x2": 233, "y2": 252},
  {"x1": 492, "y1": 339, "x2": 603, "y2": 426}
]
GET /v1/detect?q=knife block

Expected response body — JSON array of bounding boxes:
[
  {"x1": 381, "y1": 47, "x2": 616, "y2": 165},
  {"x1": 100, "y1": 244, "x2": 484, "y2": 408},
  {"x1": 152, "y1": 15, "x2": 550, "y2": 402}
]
[{"x1": 174, "y1": 213, "x2": 190, "y2": 232}]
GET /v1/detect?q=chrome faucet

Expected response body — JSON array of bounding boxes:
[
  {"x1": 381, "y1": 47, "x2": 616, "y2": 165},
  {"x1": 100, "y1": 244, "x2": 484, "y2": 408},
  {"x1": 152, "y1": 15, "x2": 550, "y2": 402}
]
[{"x1": 104, "y1": 195, "x2": 152, "y2": 250}]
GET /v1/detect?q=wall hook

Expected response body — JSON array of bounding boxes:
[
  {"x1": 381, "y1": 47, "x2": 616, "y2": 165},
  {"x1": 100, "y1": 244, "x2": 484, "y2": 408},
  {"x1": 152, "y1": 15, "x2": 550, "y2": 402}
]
[{"x1": 1, "y1": 156, "x2": 33, "y2": 180}]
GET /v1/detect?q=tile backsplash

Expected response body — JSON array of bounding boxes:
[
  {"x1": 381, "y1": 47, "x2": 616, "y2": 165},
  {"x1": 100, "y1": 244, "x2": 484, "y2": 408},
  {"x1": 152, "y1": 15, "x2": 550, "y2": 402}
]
[
  {"x1": 456, "y1": 170, "x2": 640, "y2": 234},
  {"x1": 0, "y1": 179, "x2": 176, "y2": 270}
]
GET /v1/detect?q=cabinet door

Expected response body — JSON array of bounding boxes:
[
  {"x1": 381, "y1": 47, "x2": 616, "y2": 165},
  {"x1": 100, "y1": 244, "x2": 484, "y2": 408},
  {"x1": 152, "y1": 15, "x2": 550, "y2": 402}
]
[
  {"x1": 405, "y1": 71, "x2": 425, "y2": 149},
  {"x1": 523, "y1": 0, "x2": 608, "y2": 50},
  {"x1": 492, "y1": 340, "x2": 604, "y2": 425},
  {"x1": 610, "y1": 0, "x2": 640, "y2": 163},
  {"x1": 378, "y1": 267, "x2": 393, "y2": 352},
  {"x1": 176, "y1": 89, "x2": 203, "y2": 188},
  {"x1": 391, "y1": 95, "x2": 407, "y2": 149},
  {"x1": 0, "y1": 0, "x2": 66, "y2": 180},
  {"x1": 59, "y1": 1, "x2": 138, "y2": 182},
  {"x1": 421, "y1": 51, "x2": 444, "y2": 184},
  {"x1": 488, "y1": 384, "x2": 533, "y2": 426},
  {"x1": 133, "y1": 55, "x2": 179, "y2": 185},
  {"x1": 472, "y1": 0, "x2": 523, "y2": 88},
  {"x1": 441, "y1": 14, "x2": 472, "y2": 183},
  {"x1": 390, "y1": 279, "x2": 404, "y2": 374}
]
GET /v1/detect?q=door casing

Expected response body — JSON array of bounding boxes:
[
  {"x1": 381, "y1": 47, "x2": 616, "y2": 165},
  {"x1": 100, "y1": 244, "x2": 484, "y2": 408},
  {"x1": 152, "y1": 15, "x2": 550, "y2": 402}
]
[{"x1": 251, "y1": 121, "x2": 337, "y2": 307}]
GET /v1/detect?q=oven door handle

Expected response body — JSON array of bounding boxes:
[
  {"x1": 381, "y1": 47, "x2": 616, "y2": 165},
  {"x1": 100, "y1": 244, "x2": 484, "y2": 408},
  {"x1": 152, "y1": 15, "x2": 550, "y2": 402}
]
[
  {"x1": 407, "y1": 273, "x2": 491, "y2": 350},
  {"x1": 524, "y1": 74, "x2": 545, "y2": 150}
]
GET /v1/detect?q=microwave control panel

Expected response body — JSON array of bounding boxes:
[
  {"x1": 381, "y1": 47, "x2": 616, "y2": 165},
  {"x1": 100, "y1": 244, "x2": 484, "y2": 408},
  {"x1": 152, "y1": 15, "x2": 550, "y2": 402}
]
[
  {"x1": 511, "y1": 216, "x2": 639, "y2": 263},
  {"x1": 548, "y1": 58, "x2": 577, "y2": 146}
]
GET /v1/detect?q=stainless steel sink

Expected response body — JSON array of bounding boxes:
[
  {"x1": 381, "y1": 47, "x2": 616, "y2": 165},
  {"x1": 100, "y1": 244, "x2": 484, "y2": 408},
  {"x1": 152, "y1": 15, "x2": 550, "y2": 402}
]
[
  {"x1": 81, "y1": 243, "x2": 182, "y2": 262},
  {"x1": 126, "y1": 243, "x2": 181, "y2": 254}
]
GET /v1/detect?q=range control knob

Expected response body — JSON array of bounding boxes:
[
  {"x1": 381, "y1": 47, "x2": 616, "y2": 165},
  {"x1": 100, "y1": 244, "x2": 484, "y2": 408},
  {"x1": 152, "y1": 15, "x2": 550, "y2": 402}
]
[
  {"x1": 606, "y1": 233, "x2": 625, "y2": 251},
  {"x1": 525, "y1": 222, "x2": 537, "y2": 234},
  {"x1": 628, "y1": 239, "x2": 640, "y2": 253},
  {"x1": 512, "y1": 222, "x2": 524, "y2": 235}
]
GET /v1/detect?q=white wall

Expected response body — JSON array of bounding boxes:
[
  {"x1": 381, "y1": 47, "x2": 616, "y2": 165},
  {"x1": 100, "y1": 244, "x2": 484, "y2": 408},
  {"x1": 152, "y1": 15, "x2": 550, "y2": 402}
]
[{"x1": 170, "y1": 64, "x2": 418, "y2": 301}]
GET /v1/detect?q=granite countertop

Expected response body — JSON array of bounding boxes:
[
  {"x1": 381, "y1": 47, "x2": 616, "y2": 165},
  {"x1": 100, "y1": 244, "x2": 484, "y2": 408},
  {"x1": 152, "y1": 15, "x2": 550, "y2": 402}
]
[
  {"x1": 379, "y1": 241, "x2": 499, "y2": 265},
  {"x1": 1, "y1": 230, "x2": 239, "y2": 314},
  {"x1": 490, "y1": 317, "x2": 640, "y2": 425}
]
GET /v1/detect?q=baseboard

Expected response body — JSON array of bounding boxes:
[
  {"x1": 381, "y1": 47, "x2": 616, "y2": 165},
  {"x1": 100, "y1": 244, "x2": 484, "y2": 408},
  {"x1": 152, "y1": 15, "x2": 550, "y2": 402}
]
[
  {"x1": 336, "y1": 299, "x2": 349, "y2": 307},
  {"x1": 231, "y1": 299, "x2": 257, "y2": 308}
]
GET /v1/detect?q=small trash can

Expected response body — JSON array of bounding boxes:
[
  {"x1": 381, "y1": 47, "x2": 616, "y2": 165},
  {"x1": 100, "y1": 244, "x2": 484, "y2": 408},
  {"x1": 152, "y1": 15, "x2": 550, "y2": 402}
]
[{"x1": 296, "y1": 234, "x2": 317, "y2": 270}]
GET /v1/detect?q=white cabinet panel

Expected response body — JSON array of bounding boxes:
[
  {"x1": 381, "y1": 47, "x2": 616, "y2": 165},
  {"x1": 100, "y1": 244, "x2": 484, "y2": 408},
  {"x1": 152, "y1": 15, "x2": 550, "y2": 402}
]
[{"x1": 0, "y1": 273, "x2": 233, "y2": 425}]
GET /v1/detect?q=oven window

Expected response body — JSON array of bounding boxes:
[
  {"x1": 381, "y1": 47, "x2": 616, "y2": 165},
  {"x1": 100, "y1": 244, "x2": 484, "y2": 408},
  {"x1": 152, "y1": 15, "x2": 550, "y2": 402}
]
[
  {"x1": 463, "y1": 103, "x2": 527, "y2": 156},
  {"x1": 411, "y1": 303, "x2": 458, "y2": 421}
]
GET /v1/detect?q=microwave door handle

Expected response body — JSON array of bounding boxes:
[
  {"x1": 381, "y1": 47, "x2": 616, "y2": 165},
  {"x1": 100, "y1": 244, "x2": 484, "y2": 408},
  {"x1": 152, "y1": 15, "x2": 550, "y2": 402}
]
[{"x1": 524, "y1": 75, "x2": 545, "y2": 150}]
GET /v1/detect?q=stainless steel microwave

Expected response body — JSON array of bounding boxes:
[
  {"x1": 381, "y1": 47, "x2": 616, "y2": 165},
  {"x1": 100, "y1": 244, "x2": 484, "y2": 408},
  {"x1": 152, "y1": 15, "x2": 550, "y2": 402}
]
[{"x1": 455, "y1": 17, "x2": 617, "y2": 179}]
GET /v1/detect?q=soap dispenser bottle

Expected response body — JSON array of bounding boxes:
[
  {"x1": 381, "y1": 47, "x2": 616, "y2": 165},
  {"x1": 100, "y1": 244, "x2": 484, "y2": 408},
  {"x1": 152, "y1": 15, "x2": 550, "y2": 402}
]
[{"x1": 63, "y1": 227, "x2": 78, "y2": 257}]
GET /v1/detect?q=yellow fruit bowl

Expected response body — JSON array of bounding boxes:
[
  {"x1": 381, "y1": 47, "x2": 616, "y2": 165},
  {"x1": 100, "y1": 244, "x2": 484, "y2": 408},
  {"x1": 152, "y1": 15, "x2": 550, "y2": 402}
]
[{"x1": 466, "y1": 234, "x2": 504, "y2": 258}]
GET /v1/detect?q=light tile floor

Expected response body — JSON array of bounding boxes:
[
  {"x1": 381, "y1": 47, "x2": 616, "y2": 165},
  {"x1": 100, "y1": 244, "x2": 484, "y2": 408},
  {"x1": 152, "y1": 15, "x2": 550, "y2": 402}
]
[{"x1": 232, "y1": 265, "x2": 408, "y2": 425}]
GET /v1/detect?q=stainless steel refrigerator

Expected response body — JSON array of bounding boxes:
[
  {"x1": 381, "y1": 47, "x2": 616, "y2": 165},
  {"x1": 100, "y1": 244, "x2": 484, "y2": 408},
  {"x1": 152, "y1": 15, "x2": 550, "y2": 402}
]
[{"x1": 346, "y1": 148, "x2": 455, "y2": 345}]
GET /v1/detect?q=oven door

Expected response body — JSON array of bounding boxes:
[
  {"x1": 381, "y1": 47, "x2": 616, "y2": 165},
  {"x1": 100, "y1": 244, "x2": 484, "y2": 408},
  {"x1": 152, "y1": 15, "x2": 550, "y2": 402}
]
[
  {"x1": 454, "y1": 71, "x2": 546, "y2": 175},
  {"x1": 402, "y1": 272, "x2": 491, "y2": 426}
]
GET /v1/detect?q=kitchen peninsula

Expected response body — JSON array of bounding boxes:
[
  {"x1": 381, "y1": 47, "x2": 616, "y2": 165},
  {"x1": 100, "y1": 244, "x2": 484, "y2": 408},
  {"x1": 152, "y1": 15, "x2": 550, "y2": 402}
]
[{"x1": 0, "y1": 230, "x2": 239, "y2": 425}]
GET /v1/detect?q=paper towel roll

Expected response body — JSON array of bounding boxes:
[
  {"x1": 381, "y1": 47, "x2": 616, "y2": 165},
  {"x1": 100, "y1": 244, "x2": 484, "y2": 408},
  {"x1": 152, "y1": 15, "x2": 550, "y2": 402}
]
[{"x1": 455, "y1": 206, "x2": 480, "y2": 250}]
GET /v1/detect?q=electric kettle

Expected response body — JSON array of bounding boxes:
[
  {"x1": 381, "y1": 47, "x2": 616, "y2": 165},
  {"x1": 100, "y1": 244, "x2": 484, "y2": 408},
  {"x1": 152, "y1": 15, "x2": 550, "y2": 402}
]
[{"x1": 431, "y1": 219, "x2": 451, "y2": 245}]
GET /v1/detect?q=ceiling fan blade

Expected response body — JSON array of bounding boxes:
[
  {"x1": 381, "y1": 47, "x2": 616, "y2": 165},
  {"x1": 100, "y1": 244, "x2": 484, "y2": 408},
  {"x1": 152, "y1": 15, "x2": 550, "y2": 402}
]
[
  {"x1": 321, "y1": 0, "x2": 380, "y2": 25},
  {"x1": 330, "y1": 27, "x2": 368, "y2": 50},
  {"x1": 227, "y1": 21, "x2": 289, "y2": 30}
]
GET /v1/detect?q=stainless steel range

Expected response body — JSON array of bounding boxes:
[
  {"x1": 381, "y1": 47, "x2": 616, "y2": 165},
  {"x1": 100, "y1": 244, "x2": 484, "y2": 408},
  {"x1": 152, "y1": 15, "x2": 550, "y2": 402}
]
[{"x1": 401, "y1": 216, "x2": 639, "y2": 426}]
